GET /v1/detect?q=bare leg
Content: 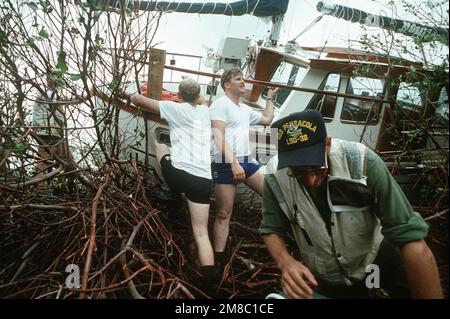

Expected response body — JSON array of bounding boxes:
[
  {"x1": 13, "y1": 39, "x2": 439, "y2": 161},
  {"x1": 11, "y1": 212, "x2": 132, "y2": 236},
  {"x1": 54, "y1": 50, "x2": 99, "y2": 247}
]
[
  {"x1": 59, "y1": 140, "x2": 76, "y2": 164},
  {"x1": 155, "y1": 141, "x2": 170, "y2": 171},
  {"x1": 36, "y1": 145, "x2": 57, "y2": 176},
  {"x1": 36, "y1": 146, "x2": 51, "y2": 176},
  {"x1": 35, "y1": 144, "x2": 58, "y2": 190},
  {"x1": 187, "y1": 199, "x2": 214, "y2": 266},
  {"x1": 243, "y1": 169, "x2": 264, "y2": 195},
  {"x1": 213, "y1": 184, "x2": 236, "y2": 252},
  {"x1": 57, "y1": 141, "x2": 76, "y2": 193}
]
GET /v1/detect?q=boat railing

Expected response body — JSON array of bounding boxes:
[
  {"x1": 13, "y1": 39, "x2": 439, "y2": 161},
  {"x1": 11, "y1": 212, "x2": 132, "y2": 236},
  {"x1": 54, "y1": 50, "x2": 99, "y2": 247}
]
[
  {"x1": 164, "y1": 65, "x2": 391, "y2": 105},
  {"x1": 163, "y1": 51, "x2": 207, "y2": 86},
  {"x1": 108, "y1": 48, "x2": 392, "y2": 106}
]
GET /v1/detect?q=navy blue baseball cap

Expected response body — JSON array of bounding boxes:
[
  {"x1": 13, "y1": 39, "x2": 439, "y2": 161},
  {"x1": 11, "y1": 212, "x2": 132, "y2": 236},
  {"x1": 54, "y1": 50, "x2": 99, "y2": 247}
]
[{"x1": 271, "y1": 110, "x2": 327, "y2": 170}]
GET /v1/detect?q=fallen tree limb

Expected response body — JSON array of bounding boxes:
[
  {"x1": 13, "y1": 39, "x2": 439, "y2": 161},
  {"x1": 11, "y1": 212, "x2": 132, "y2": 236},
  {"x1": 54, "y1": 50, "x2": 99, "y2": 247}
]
[
  {"x1": 425, "y1": 209, "x2": 449, "y2": 221},
  {"x1": 80, "y1": 173, "x2": 110, "y2": 299},
  {"x1": 3, "y1": 166, "x2": 64, "y2": 189}
]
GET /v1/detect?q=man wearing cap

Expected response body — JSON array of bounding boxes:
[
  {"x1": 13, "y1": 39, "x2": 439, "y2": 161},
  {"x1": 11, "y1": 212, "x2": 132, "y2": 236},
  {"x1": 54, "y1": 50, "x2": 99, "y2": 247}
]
[
  {"x1": 210, "y1": 67, "x2": 277, "y2": 274},
  {"x1": 260, "y1": 110, "x2": 442, "y2": 299}
]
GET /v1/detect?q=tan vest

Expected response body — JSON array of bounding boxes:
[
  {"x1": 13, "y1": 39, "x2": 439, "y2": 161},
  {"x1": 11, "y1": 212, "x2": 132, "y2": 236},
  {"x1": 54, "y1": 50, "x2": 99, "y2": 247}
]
[{"x1": 265, "y1": 139, "x2": 383, "y2": 286}]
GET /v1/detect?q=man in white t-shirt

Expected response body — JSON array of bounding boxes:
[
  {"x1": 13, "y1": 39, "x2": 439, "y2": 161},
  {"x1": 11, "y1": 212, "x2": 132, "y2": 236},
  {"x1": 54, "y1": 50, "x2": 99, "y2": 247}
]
[
  {"x1": 128, "y1": 78, "x2": 218, "y2": 295},
  {"x1": 209, "y1": 67, "x2": 277, "y2": 274}
]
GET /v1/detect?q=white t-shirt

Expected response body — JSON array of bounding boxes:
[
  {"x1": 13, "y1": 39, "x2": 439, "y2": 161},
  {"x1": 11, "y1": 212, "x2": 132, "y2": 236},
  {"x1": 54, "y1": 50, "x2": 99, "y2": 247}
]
[
  {"x1": 32, "y1": 90, "x2": 65, "y2": 137},
  {"x1": 159, "y1": 101, "x2": 212, "y2": 180},
  {"x1": 209, "y1": 95, "x2": 262, "y2": 158}
]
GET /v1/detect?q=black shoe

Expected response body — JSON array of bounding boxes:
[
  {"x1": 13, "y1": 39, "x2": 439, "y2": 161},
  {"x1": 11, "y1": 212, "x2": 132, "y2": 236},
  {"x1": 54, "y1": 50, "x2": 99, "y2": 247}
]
[
  {"x1": 214, "y1": 251, "x2": 227, "y2": 277},
  {"x1": 200, "y1": 265, "x2": 220, "y2": 298}
]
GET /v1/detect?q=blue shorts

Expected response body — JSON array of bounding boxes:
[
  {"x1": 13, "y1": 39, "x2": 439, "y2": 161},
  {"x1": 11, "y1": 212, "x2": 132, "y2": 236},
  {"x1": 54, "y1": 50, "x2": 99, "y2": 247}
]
[{"x1": 211, "y1": 156, "x2": 261, "y2": 185}]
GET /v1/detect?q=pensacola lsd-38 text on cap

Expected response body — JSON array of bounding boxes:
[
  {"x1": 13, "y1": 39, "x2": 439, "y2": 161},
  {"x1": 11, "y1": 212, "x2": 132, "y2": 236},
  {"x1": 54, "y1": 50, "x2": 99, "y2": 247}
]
[{"x1": 270, "y1": 110, "x2": 327, "y2": 170}]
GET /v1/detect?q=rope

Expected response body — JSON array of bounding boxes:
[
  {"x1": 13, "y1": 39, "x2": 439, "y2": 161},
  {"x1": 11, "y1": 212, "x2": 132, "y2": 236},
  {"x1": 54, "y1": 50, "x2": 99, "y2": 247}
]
[
  {"x1": 226, "y1": 15, "x2": 232, "y2": 35},
  {"x1": 291, "y1": 15, "x2": 323, "y2": 42},
  {"x1": 227, "y1": 2, "x2": 234, "y2": 16},
  {"x1": 186, "y1": 1, "x2": 194, "y2": 14},
  {"x1": 250, "y1": 0, "x2": 261, "y2": 15}
]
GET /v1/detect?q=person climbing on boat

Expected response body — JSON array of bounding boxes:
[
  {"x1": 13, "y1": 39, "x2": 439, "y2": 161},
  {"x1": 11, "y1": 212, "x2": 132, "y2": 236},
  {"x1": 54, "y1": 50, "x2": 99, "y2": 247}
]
[
  {"x1": 126, "y1": 78, "x2": 218, "y2": 296},
  {"x1": 260, "y1": 110, "x2": 443, "y2": 299},
  {"x1": 209, "y1": 67, "x2": 277, "y2": 276}
]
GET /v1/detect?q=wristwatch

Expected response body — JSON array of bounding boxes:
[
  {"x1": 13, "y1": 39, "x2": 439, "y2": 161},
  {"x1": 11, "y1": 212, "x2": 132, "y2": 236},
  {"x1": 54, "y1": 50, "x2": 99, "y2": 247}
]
[{"x1": 267, "y1": 97, "x2": 273, "y2": 101}]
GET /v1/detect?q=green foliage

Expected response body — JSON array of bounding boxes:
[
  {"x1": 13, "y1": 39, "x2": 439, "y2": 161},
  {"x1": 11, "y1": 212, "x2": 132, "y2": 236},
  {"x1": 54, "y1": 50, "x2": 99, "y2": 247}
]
[
  {"x1": 39, "y1": 0, "x2": 53, "y2": 13},
  {"x1": 70, "y1": 74, "x2": 82, "y2": 81},
  {"x1": 405, "y1": 128, "x2": 425, "y2": 144},
  {"x1": 26, "y1": 2, "x2": 39, "y2": 11},
  {"x1": 38, "y1": 28, "x2": 49, "y2": 39},
  {"x1": 26, "y1": 1, "x2": 53, "y2": 13},
  {"x1": 420, "y1": 180, "x2": 446, "y2": 202},
  {"x1": 3, "y1": 140, "x2": 29, "y2": 153},
  {"x1": 352, "y1": 64, "x2": 374, "y2": 78},
  {"x1": 1, "y1": 0, "x2": 167, "y2": 189},
  {"x1": 86, "y1": 0, "x2": 107, "y2": 11},
  {"x1": 70, "y1": 27, "x2": 80, "y2": 36},
  {"x1": 15, "y1": 141, "x2": 28, "y2": 152},
  {"x1": 108, "y1": 78, "x2": 121, "y2": 92},
  {"x1": 56, "y1": 51, "x2": 68, "y2": 73},
  {"x1": 94, "y1": 34, "x2": 104, "y2": 47}
]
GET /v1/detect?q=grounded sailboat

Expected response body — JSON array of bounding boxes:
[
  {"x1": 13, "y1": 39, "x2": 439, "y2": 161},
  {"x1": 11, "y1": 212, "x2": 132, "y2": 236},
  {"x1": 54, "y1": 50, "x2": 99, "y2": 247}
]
[{"x1": 95, "y1": 0, "x2": 448, "y2": 198}]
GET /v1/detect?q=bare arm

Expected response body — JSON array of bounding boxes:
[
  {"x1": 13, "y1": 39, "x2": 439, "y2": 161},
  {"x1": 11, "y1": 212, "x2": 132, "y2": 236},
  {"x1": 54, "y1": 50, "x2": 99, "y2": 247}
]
[
  {"x1": 259, "y1": 88, "x2": 277, "y2": 125},
  {"x1": 263, "y1": 233, "x2": 318, "y2": 299},
  {"x1": 211, "y1": 120, "x2": 245, "y2": 182},
  {"x1": 401, "y1": 239, "x2": 443, "y2": 298},
  {"x1": 129, "y1": 93, "x2": 160, "y2": 114}
]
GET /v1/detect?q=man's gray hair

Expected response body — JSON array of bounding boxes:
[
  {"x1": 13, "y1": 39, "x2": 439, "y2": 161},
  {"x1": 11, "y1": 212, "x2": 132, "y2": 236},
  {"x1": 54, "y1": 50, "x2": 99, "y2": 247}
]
[{"x1": 178, "y1": 77, "x2": 201, "y2": 103}]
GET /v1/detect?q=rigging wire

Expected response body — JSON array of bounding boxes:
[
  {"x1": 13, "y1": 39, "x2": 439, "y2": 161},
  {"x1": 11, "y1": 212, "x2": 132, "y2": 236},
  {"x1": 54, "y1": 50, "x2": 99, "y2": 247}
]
[
  {"x1": 346, "y1": 0, "x2": 351, "y2": 50},
  {"x1": 318, "y1": 7, "x2": 340, "y2": 59},
  {"x1": 286, "y1": 0, "x2": 296, "y2": 41},
  {"x1": 226, "y1": 15, "x2": 233, "y2": 35},
  {"x1": 290, "y1": 15, "x2": 323, "y2": 42},
  {"x1": 303, "y1": 0, "x2": 318, "y2": 10},
  {"x1": 250, "y1": 0, "x2": 261, "y2": 16}
]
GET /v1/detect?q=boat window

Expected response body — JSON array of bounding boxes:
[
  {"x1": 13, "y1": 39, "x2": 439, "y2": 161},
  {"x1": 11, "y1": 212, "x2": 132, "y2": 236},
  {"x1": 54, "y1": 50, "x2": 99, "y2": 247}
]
[
  {"x1": 262, "y1": 62, "x2": 307, "y2": 107},
  {"x1": 395, "y1": 83, "x2": 424, "y2": 119},
  {"x1": 306, "y1": 73, "x2": 340, "y2": 121},
  {"x1": 341, "y1": 76, "x2": 384, "y2": 124}
]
